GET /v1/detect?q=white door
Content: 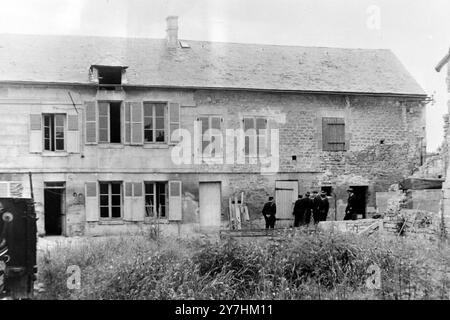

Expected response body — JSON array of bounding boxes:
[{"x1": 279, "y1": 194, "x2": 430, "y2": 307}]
[
  {"x1": 275, "y1": 181, "x2": 298, "y2": 226},
  {"x1": 199, "y1": 182, "x2": 221, "y2": 229}
]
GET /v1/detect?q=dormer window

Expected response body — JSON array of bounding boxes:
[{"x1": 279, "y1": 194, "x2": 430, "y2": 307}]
[
  {"x1": 90, "y1": 62, "x2": 128, "y2": 90},
  {"x1": 97, "y1": 66, "x2": 122, "y2": 86}
]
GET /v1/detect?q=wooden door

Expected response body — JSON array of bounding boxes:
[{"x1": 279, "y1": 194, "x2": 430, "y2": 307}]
[
  {"x1": 199, "y1": 182, "x2": 222, "y2": 230},
  {"x1": 275, "y1": 180, "x2": 298, "y2": 227}
]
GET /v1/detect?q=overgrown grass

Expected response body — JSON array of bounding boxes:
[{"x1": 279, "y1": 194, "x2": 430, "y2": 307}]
[{"x1": 35, "y1": 231, "x2": 450, "y2": 300}]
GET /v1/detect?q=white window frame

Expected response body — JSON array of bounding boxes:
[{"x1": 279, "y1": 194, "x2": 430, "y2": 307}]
[
  {"x1": 43, "y1": 113, "x2": 66, "y2": 152},
  {"x1": 144, "y1": 181, "x2": 168, "y2": 219},
  {"x1": 242, "y1": 116, "x2": 268, "y2": 158},
  {"x1": 98, "y1": 101, "x2": 122, "y2": 144},
  {"x1": 99, "y1": 181, "x2": 123, "y2": 220},
  {"x1": 143, "y1": 102, "x2": 167, "y2": 144},
  {"x1": 198, "y1": 115, "x2": 223, "y2": 160}
]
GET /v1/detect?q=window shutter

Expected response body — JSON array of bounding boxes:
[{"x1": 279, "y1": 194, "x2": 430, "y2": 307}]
[
  {"x1": 132, "y1": 182, "x2": 144, "y2": 222},
  {"x1": 130, "y1": 102, "x2": 143, "y2": 145},
  {"x1": 0, "y1": 182, "x2": 9, "y2": 197},
  {"x1": 168, "y1": 181, "x2": 182, "y2": 221},
  {"x1": 67, "y1": 114, "x2": 80, "y2": 153},
  {"x1": 29, "y1": 114, "x2": 42, "y2": 153},
  {"x1": 168, "y1": 102, "x2": 180, "y2": 144},
  {"x1": 123, "y1": 182, "x2": 133, "y2": 221},
  {"x1": 85, "y1": 101, "x2": 97, "y2": 144},
  {"x1": 85, "y1": 182, "x2": 99, "y2": 222},
  {"x1": 124, "y1": 102, "x2": 131, "y2": 144},
  {"x1": 322, "y1": 117, "x2": 345, "y2": 151}
]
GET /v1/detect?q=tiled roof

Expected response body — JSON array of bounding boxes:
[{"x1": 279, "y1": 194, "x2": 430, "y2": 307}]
[{"x1": 0, "y1": 34, "x2": 426, "y2": 96}]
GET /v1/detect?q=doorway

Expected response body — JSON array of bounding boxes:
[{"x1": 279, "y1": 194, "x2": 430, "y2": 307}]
[
  {"x1": 44, "y1": 182, "x2": 66, "y2": 236},
  {"x1": 199, "y1": 182, "x2": 221, "y2": 230},
  {"x1": 275, "y1": 180, "x2": 298, "y2": 227},
  {"x1": 350, "y1": 186, "x2": 368, "y2": 219}
]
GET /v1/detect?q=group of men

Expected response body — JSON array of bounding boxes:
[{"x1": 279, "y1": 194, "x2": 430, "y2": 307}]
[
  {"x1": 292, "y1": 191, "x2": 330, "y2": 227},
  {"x1": 261, "y1": 187, "x2": 358, "y2": 229}
]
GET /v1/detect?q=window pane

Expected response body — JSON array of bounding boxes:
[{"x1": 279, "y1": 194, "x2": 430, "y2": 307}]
[
  {"x1": 55, "y1": 128, "x2": 64, "y2": 138},
  {"x1": 99, "y1": 183, "x2": 108, "y2": 195},
  {"x1": 44, "y1": 139, "x2": 50, "y2": 151},
  {"x1": 55, "y1": 115, "x2": 64, "y2": 127},
  {"x1": 100, "y1": 207, "x2": 109, "y2": 218},
  {"x1": 145, "y1": 183, "x2": 154, "y2": 194},
  {"x1": 144, "y1": 117, "x2": 153, "y2": 129},
  {"x1": 157, "y1": 182, "x2": 166, "y2": 194},
  {"x1": 100, "y1": 195, "x2": 109, "y2": 206},
  {"x1": 98, "y1": 103, "x2": 109, "y2": 116},
  {"x1": 244, "y1": 118, "x2": 255, "y2": 131},
  {"x1": 144, "y1": 130, "x2": 153, "y2": 142},
  {"x1": 200, "y1": 117, "x2": 209, "y2": 134},
  {"x1": 155, "y1": 117, "x2": 164, "y2": 130},
  {"x1": 99, "y1": 129, "x2": 108, "y2": 142},
  {"x1": 55, "y1": 139, "x2": 64, "y2": 151},
  {"x1": 155, "y1": 130, "x2": 164, "y2": 142},
  {"x1": 99, "y1": 116, "x2": 108, "y2": 129},
  {"x1": 111, "y1": 195, "x2": 121, "y2": 206},
  {"x1": 111, "y1": 207, "x2": 121, "y2": 218},
  {"x1": 44, "y1": 116, "x2": 50, "y2": 127},
  {"x1": 155, "y1": 104, "x2": 165, "y2": 117},
  {"x1": 111, "y1": 183, "x2": 121, "y2": 194},
  {"x1": 144, "y1": 104, "x2": 153, "y2": 117},
  {"x1": 211, "y1": 117, "x2": 221, "y2": 130}
]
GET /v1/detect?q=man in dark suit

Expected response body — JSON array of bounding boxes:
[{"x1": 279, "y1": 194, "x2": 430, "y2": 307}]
[
  {"x1": 312, "y1": 190, "x2": 322, "y2": 224},
  {"x1": 292, "y1": 195, "x2": 304, "y2": 227},
  {"x1": 318, "y1": 191, "x2": 330, "y2": 222},
  {"x1": 344, "y1": 188, "x2": 357, "y2": 220},
  {"x1": 262, "y1": 196, "x2": 276, "y2": 229}
]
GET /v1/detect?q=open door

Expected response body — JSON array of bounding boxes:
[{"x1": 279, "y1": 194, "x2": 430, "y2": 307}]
[
  {"x1": 44, "y1": 182, "x2": 66, "y2": 236},
  {"x1": 350, "y1": 186, "x2": 368, "y2": 219}
]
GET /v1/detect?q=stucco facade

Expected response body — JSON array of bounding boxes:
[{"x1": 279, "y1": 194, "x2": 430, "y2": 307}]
[{"x1": 0, "y1": 82, "x2": 426, "y2": 236}]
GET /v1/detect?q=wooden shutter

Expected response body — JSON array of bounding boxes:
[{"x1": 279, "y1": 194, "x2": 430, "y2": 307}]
[
  {"x1": 85, "y1": 101, "x2": 97, "y2": 144},
  {"x1": 124, "y1": 102, "x2": 131, "y2": 144},
  {"x1": 67, "y1": 114, "x2": 80, "y2": 153},
  {"x1": 168, "y1": 181, "x2": 182, "y2": 221},
  {"x1": 85, "y1": 182, "x2": 99, "y2": 222},
  {"x1": 123, "y1": 182, "x2": 134, "y2": 221},
  {"x1": 130, "y1": 102, "x2": 143, "y2": 145},
  {"x1": 132, "y1": 182, "x2": 144, "y2": 222},
  {"x1": 322, "y1": 117, "x2": 345, "y2": 151},
  {"x1": 168, "y1": 102, "x2": 180, "y2": 143},
  {"x1": 29, "y1": 114, "x2": 42, "y2": 153}
]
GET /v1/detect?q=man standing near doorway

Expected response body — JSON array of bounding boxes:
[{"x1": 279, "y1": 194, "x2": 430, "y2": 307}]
[
  {"x1": 344, "y1": 188, "x2": 357, "y2": 220},
  {"x1": 292, "y1": 194, "x2": 304, "y2": 227},
  {"x1": 318, "y1": 191, "x2": 330, "y2": 222},
  {"x1": 262, "y1": 196, "x2": 276, "y2": 229},
  {"x1": 312, "y1": 191, "x2": 321, "y2": 224}
]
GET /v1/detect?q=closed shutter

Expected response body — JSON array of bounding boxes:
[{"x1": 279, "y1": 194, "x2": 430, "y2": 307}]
[
  {"x1": 85, "y1": 101, "x2": 97, "y2": 144},
  {"x1": 85, "y1": 182, "x2": 99, "y2": 222},
  {"x1": 67, "y1": 114, "x2": 80, "y2": 153},
  {"x1": 322, "y1": 117, "x2": 345, "y2": 151},
  {"x1": 168, "y1": 102, "x2": 180, "y2": 144},
  {"x1": 168, "y1": 181, "x2": 182, "y2": 221},
  {"x1": 0, "y1": 182, "x2": 9, "y2": 197},
  {"x1": 29, "y1": 114, "x2": 42, "y2": 153},
  {"x1": 132, "y1": 182, "x2": 144, "y2": 221},
  {"x1": 123, "y1": 182, "x2": 134, "y2": 221},
  {"x1": 124, "y1": 102, "x2": 131, "y2": 144},
  {"x1": 130, "y1": 102, "x2": 143, "y2": 145}
]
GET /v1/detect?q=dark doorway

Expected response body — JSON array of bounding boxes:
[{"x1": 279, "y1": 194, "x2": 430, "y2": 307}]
[
  {"x1": 44, "y1": 183, "x2": 65, "y2": 236},
  {"x1": 350, "y1": 186, "x2": 368, "y2": 219}
]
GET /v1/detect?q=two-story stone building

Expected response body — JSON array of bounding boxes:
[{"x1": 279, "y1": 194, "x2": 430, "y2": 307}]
[{"x1": 0, "y1": 17, "x2": 427, "y2": 236}]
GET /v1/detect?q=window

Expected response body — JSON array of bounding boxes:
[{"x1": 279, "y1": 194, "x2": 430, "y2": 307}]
[
  {"x1": 144, "y1": 102, "x2": 166, "y2": 143},
  {"x1": 98, "y1": 102, "x2": 121, "y2": 143},
  {"x1": 43, "y1": 114, "x2": 65, "y2": 151},
  {"x1": 99, "y1": 182, "x2": 122, "y2": 219},
  {"x1": 145, "y1": 182, "x2": 167, "y2": 218},
  {"x1": 243, "y1": 117, "x2": 267, "y2": 157},
  {"x1": 322, "y1": 117, "x2": 346, "y2": 151},
  {"x1": 97, "y1": 66, "x2": 122, "y2": 88},
  {"x1": 198, "y1": 116, "x2": 222, "y2": 158}
]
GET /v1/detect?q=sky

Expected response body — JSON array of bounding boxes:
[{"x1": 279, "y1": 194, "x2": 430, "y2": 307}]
[{"x1": 1, "y1": 0, "x2": 449, "y2": 152}]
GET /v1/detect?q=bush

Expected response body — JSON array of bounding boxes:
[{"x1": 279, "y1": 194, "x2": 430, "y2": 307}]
[{"x1": 35, "y1": 231, "x2": 450, "y2": 300}]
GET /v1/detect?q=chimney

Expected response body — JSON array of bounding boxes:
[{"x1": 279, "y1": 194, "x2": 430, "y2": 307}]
[{"x1": 166, "y1": 16, "x2": 178, "y2": 49}]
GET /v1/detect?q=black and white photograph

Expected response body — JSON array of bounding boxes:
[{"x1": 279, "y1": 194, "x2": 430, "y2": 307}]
[{"x1": 0, "y1": 0, "x2": 450, "y2": 311}]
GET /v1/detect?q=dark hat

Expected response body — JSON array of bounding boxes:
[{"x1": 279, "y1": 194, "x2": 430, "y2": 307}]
[
  {"x1": 347, "y1": 188, "x2": 354, "y2": 192},
  {"x1": 312, "y1": 190, "x2": 318, "y2": 194},
  {"x1": 268, "y1": 196, "x2": 274, "y2": 201},
  {"x1": 298, "y1": 194, "x2": 303, "y2": 198},
  {"x1": 305, "y1": 192, "x2": 310, "y2": 196}
]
